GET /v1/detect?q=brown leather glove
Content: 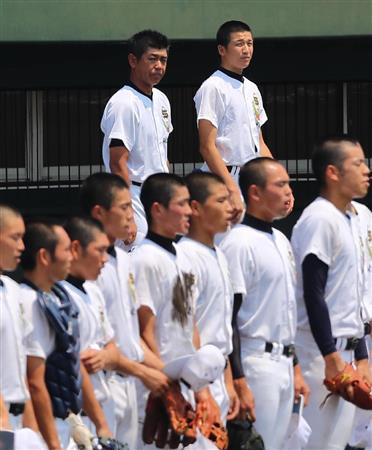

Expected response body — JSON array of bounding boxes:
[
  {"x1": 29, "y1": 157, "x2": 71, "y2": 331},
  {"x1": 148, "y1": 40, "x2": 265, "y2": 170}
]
[{"x1": 196, "y1": 394, "x2": 229, "y2": 450}]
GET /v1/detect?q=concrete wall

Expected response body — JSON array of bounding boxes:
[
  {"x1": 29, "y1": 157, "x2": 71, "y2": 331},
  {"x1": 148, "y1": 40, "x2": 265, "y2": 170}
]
[{"x1": 1, "y1": 0, "x2": 372, "y2": 41}]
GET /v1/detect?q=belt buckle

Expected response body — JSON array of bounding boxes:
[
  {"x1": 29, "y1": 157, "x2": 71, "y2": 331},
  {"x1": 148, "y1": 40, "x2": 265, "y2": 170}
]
[
  {"x1": 270, "y1": 342, "x2": 283, "y2": 361},
  {"x1": 347, "y1": 337, "x2": 360, "y2": 350}
]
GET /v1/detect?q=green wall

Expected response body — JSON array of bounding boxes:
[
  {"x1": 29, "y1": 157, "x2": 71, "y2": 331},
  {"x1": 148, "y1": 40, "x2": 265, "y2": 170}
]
[{"x1": 1, "y1": 0, "x2": 372, "y2": 41}]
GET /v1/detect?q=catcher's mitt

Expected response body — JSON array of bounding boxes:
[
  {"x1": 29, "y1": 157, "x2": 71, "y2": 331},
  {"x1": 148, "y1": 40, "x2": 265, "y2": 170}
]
[
  {"x1": 142, "y1": 381, "x2": 197, "y2": 448},
  {"x1": 324, "y1": 363, "x2": 372, "y2": 410},
  {"x1": 196, "y1": 395, "x2": 229, "y2": 450}
]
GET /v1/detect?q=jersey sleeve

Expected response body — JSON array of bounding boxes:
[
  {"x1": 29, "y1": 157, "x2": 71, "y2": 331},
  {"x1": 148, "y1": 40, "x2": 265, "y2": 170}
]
[
  {"x1": 103, "y1": 95, "x2": 138, "y2": 152},
  {"x1": 291, "y1": 214, "x2": 336, "y2": 266},
  {"x1": 256, "y1": 88, "x2": 268, "y2": 127},
  {"x1": 194, "y1": 81, "x2": 225, "y2": 129}
]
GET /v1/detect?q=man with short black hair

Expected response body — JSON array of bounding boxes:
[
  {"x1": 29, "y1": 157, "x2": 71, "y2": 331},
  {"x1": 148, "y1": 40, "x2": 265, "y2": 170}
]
[
  {"x1": 291, "y1": 135, "x2": 371, "y2": 450},
  {"x1": 101, "y1": 29, "x2": 172, "y2": 245},
  {"x1": 194, "y1": 20, "x2": 272, "y2": 224}
]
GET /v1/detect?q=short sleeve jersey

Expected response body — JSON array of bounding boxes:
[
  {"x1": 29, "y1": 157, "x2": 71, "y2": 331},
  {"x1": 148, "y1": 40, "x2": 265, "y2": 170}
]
[
  {"x1": 0, "y1": 276, "x2": 31, "y2": 403},
  {"x1": 220, "y1": 224, "x2": 297, "y2": 345},
  {"x1": 96, "y1": 247, "x2": 144, "y2": 362},
  {"x1": 101, "y1": 85, "x2": 173, "y2": 183},
  {"x1": 177, "y1": 237, "x2": 233, "y2": 356},
  {"x1": 61, "y1": 280, "x2": 114, "y2": 351},
  {"x1": 194, "y1": 70, "x2": 267, "y2": 167},
  {"x1": 291, "y1": 197, "x2": 365, "y2": 338},
  {"x1": 131, "y1": 239, "x2": 197, "y2": 364}
]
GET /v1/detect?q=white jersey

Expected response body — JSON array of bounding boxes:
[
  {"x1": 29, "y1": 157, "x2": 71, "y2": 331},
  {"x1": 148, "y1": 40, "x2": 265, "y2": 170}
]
[
  {"x1": 131, "y1": 238, "x2": 197, "y2": 364},
  {"x1": 220, "y1": 222, "x2": 297, "y2": 345},
  {"x1": 349, "y1": 201, "x2": 372, "y2": 321},
  {"x1": 0, "y1": 276, "x2": 31, "y2": 403},
  {"x1": 101, "y1": 84, "x2": 172, "y2": 183},
  {"x1": 177, "y1": 237, "x2": 233, "y2": 356},
  {"x1": 194, "y1": 69, "x2": 267, "y2": 168},
  {"x1": 96, "y1": 247, "x2": 144, "y2": 362},
  {"x1": 291, "y1": 196, "x2": 365, "y2": 339}
]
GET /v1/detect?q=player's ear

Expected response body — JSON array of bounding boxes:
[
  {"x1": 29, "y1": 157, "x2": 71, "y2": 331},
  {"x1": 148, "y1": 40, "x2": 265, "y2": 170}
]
[
  {"x1": 70, "y1": 240, "x2": 82, "y2": 260},
  {"x1": 217, "y1": 45, "x2": 226, "y2": 58},
  {"x1": 151, "y1": 202, "x2": 164, "y2": 222},
  {"x1": 326, "y1": 164, "x2": 341, "y2": 183},
  {"x1": 38, "y1": 248, "x2": 52, "y2": 268},
  {"x1": 91, "y1": 205, "x2": 104, "y2": 222},
  {"x1": 128, "y1": 53, "x2": 137, "y2": 69},
  {"x1": 248, "y1": 184, "x2": 261, "y2": 203},
  {"x1": 190, "y1": 199, "x2": 201, "y2": 217}
]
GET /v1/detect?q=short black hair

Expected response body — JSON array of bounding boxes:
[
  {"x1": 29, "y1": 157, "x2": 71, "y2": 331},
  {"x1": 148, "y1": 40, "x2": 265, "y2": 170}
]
[
  {"x1": 185, "y1": 171, "x2": 225, "y2": 204},
  {"x1": 21, "y1": 222, "x2": 59, "y2": 271},
  {"x1": 217, "y1": 20, "x2": 252, "y2": 47},
  {"x1": 239, "y1": 157, "x2": 283, "y2": 204},
  {"x1": 140, "y1": 173, "x2": 186, "y2": 225},
  {"x1": 80, "y1": 172, "x2": 128, "y2": 215},
  {"x1": 64, "y1": 216, "x2": 104, "y2": 250},
  {"x1": 312, "y1": 134, "x2": 360, "y2": 188},
  {"x1": 128, "y1": 29, "x2": 169, "y2": 59}
]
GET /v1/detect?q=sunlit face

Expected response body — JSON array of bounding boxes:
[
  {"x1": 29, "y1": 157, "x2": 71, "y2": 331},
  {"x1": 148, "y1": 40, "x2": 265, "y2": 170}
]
[
  {"x1": 48, "y1": 226, "x2": 72, "y2": 282},
  {"x1": 336, "y1": 143, "x2": 370, "y2": 200},
  {"x1": 158, "y1": 186, "x2": 192, "y2": 237},
  {"x1": 255, "y1": 163, "x2": 292, "y2": 221},
  {"x1": 100, "y1": 188, "x2": 133, "y2": 242},
  {"x1": 129, "y1": 47, "x2": 168, "y2": 90},
  {"x1": 218, "y1": 31, "x2": 254, "y2": 73},
  {"x1": 73, "y1": 231, "x2": 109, "y2": 281},
  {"x1": 0, "y1": 214, "x2": 25, "y2": 272},
  {"x1": 193, "y1": 182, "x2": 232, "y2": 235}
]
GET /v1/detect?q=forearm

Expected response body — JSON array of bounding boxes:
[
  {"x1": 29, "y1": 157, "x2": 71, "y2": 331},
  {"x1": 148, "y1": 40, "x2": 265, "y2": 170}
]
[
  {"x1": 110, "y1": 159, "x2": 130, "y2": 185},
  {"x1": 229, "y1": 294, "x2": 245, "y2": 379},
  {"x1": 101, "y1": 342, "x2": 120, "y2": 371},
  {"x1": 0, "y1": 394, "x2": 11, "y2": 430},
  {"x1": 224, "y1": 360, "x2": 234, "y2": 391},
  {"x1": 260, "y1": 141, "x2": 272, "y2": 157},
  {"x1": 22, "y1": 399, "x2": 39, "y2": 431},
  {"x1": 140, "y1": 338, "x2": 164, "y2": 371},
  {"x1": 200, "y1": 144, "x2": 237, "y2": 192}
]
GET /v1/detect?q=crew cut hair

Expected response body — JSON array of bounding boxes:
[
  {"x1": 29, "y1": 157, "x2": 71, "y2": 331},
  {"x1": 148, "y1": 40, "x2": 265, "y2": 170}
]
[
  {"x1": 185, "y1": 171, "x2": 225, "y2": 204},
  {"x1": 0, "y1": 204, "x2": 22, "y2": 230},
  {"x1": 64, "y1": 216, "x2": 104, "y2": 249},
  {"x1": 217, "y1": 20, "x2": 252, "y2": 47},
  {"x1": 128, "y1": 29, "x2": 169, "y2": 59}
]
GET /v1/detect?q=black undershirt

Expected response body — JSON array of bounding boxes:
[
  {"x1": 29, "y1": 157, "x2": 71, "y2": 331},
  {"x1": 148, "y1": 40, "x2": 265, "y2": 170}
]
[
  {"x1": 66, "y1": 275, "x2": 86, "y2": 294},
  {"x1": 107, "y1": 245, "x2": 117, "y2": 259},
  {"x1": 218, "y1": 66, "x2": 244, "y2": 83},
  {"x1": 147, "y1": 231, "x2": 176, "y2": 255}
]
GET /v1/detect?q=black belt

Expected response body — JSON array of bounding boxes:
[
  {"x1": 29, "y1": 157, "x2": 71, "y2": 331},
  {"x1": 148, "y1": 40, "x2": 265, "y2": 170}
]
[
  {"x1": 9, "y1": 403, "x2": 25, "y2": 416},
  {"x1": 334, "y1": 336, "x2": 361, "y2": 351},
  {"x1": 264, "y1": 342, "x2": 295, "y2": 358},
  {"x1": 365, "y1": 322, "x2": 371, "y2": 336},
  {"x1": 132, "y1": 181, "x2": 142, "y2": 187}
]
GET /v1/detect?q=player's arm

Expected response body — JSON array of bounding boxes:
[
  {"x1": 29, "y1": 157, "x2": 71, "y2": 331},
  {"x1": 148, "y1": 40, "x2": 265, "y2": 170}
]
[
  {"x1": 198, "y1": 119, "x2": 244, "y2": 223},
  {"x1": 293, "y1": 362, "x2": 310, "y2": 406},
  {"x1": 22, "y1": 396, "x2": 39, "y2": 431},
  {"x1": 80, "y1": 340, "x2": 120, "y2": 374},
  {"x1": 80, "y1": 363, "x2": 111, "y2": 438},
  {"x1": 0, "y1": 394, "x2": 11, "y2": 430},
  {"x1": 27, "y1": 356, "x2": 61, "y2": 450},
  {"x1": 259, "y1": 131, "x2": 272, "y2": 158},
  {"x1": 229, "y1": 293, "x2": 256, "y2": 421},
  {"x1": 109, "y1": 143, "x2": 130, "y2": 186},
  {"x1": 224, "y1": 361, "x2": 240, "y2": 420}
]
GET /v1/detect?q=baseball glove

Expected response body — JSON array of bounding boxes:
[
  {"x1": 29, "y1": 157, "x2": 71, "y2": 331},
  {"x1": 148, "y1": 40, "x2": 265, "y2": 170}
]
[
  {"x1": 92, "y1": 437, "x2": 129, "y2": 450},
  {"x1": 196, "y1": 395, "x2": 229, "y2": 450},
  {"x1": 142, "y1": 381, "x2": 197, "y2": 448},
  {"x1": 324, "y1": 363, "x2": 372, "y2": 410}
]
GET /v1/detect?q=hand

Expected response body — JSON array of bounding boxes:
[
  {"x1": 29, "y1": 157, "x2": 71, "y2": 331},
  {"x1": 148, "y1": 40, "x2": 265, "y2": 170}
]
[
  {"x1": 96, "y1": 425, "x2": 113, "y2": 439},
  {"x1": 293, "y1": 365, "x2": 310, "y2": 406},
  {"x1": 356, "y1": 359, "x2": 372, "y2": 385},
  {"x1": 228, "y1": 189, "x2": 245, "y2": 225},
  {"x1": 195, "y1": 388, "x2": 221, "y2": 429},
  {"x1": 226, "y1": 384, "x2": 240, "y2": 421},
  {"x1": 140, "y1": 366, "x2": 170, "y2": 396},
  {"x1": 324, "y1": 352, "x2": 354, "y2": 399},
  {"x1": 233, "y1": 377, "x2": 256, "y2": 421},
  {"x1": 80, "y1": 348, "x2": 107, "y2": 374}
]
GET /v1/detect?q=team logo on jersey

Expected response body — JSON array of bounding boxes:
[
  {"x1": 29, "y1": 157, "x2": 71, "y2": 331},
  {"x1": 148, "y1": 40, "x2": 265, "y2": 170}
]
[
  {"x1": 172, "y1": 272, "x2": 194, "y2": 327},
  {"x1": 161, "y1": 106, "x2": 171, "y2": 132},
  {"x1": 128, "y1": 272, "x2": 138, "y2": 315},
  {"x1": 252, "y1": 93, "x2": 261, "y2": 127},
  {"x1": 367, "y1": 230, "x2": 372, "y2": 259}
]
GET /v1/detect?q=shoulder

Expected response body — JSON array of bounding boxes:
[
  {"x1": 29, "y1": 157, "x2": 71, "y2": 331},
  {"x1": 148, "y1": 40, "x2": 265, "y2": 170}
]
[
  {"x1": 1, "y1": 275, "x2": 21, "y2": 292},
  {"x1": 352, "y1": 201, "x2": 372, "y2": 218},
  {"x1": 196, "y1": 71, "x2": 228, "y2": 92},
  {"x1": 153, "y1": 87, "x2": 170, "y2": 104},
  {"x1": 243, "y1": 77, "x2": 259, "y2": 90}
]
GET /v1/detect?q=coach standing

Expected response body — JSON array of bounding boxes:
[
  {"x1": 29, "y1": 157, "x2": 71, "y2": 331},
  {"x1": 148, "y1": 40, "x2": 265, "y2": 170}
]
[
  {"x1": 101, "y1": 30, "x2": 172, "y2": 245},
  {"x1": 194, "y1": 20, "x2": 272, "y2": 223}
]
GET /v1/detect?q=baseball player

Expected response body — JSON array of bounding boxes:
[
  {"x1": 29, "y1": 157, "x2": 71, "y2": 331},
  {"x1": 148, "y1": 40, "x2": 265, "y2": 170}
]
[
  {"x1": 80, "y1": 172, "x2": 170, "y2": 449},
  {"x1": 291, "y1": 135, "x2": 371, "y2": 450},
  {"x1": 220, "y1": 158, "x2": 309, "y2": 450},
  {"x1": 194, "y1": 20, "x2": 272, "y2": 223},
  {"x1": 177, "y1": 172, "x2": 239, "y2": 423},
  {"x1": 101, "y1": 29, "x2": 172, "y2": 245},
  {"x1": 20, "y1": 221, "x2": 112, "y2": 449}
]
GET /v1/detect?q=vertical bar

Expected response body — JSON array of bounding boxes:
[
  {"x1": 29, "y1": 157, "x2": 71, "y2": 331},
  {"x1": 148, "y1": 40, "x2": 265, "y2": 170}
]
[
  {"x1": 26, "y1": 91, "x2": 43, "y2": 184},
  {"x1": 342, "y1": 82, "x2": 348, "y2": 134}
]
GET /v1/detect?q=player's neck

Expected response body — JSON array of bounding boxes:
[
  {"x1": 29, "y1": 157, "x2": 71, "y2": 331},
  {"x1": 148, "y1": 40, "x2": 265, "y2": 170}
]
[
  {"x1": 129, "y1": 74, "x2": 153, "y2": 96},
  {"x1": 148, "y1": 225, "x2": 176, "y2": 241},
  {"x1": 187, "y1": 225, "x2": 214, "y2": 248},
  {"x1": 68, "y1": 265, "x2": 86, "y2": 282},
  {"x1": 23, "y1": 269, "x2": 54, "y2": 292},
  {"x1": 246, "y1": 207, "x2": 274, "y2": 223},
  {"x1": 220, "y1": 62, "x2": 243, "y2": 76},
  {"x1": 320, "y1": 190, "x2": 350, "y2": 213}
]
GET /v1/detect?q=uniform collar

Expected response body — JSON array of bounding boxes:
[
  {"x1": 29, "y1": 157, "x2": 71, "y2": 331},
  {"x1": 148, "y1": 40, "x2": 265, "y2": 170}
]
[
  {"x1": 242, "y1": 214, "x2": 273, "y2": 234},
  {"x1": 126, "y1": 80, "x2": 153, "y2": 100},
  {"x1": 107, "y1": 245, "x2": 117, "y2": 258},
  {"x1": 218, "y1": 67, "x2": 244, "y2": 83},
  {"x1": 66, "y1": 275, "x2": 86, "y2": 294},
  {"x1": 0, "y1": 278, "x2": 3, "y2": 287},
  {"x1": 147, "y1": 231, "x2": 176, "y2": 255}
]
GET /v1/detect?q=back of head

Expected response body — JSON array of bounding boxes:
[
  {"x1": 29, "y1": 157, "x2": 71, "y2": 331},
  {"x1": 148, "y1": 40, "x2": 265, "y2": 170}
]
[
  {"x1": 64, "y1": 216, "x2": 104, "y2": 250},
  {"x1": 80, "y1": 172, "x2": 128, "y2": 215},
  {"x1": 21, "y1": 221, "x2": 59, "y2": 271},
  {"x1": 312, "y1": 134, "x2": 360, "y2": 189},
  {"x1": 185, "y1": 171, "x2": 225, "y2": 204},
  {"x1": 0, "y1": 203, "x2": 22, "y2": 231},
  {"x1": 239, "y1": 157, "x2": 282, "y2": 204},
  {"x1": 140, "y1": 173, "x2": 186, "y2": 225},
  {"x1": 128, "y1": 29, "x2": 169, "y2": 59},
  {"x1": 217, "y1": 20, "x2": 252, "y2": 47}
]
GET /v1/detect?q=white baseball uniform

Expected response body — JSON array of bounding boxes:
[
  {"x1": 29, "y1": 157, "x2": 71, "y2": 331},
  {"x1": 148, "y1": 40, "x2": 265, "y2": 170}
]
[
  {"x1": 96, "y1": 246, "x2": 143, "y2": 448},
  {"x1": 101, "y1": 84, "x2": 173, "y2": 243},
  {"x1": 177, "y1": 236, "x2": 233, "y2": 421},
  {"x1": 220, "y1": 217, "x2": 297, "y2": 450},
  {"x1": 194, "y1": 68, "x2": 268, "y2": 181},
  {"x1": 0, "y1": 275, "x2": 31, "y2": 430},
  {"x1": 291, "y1": 196, "x2": 366, "y2": 450}
]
